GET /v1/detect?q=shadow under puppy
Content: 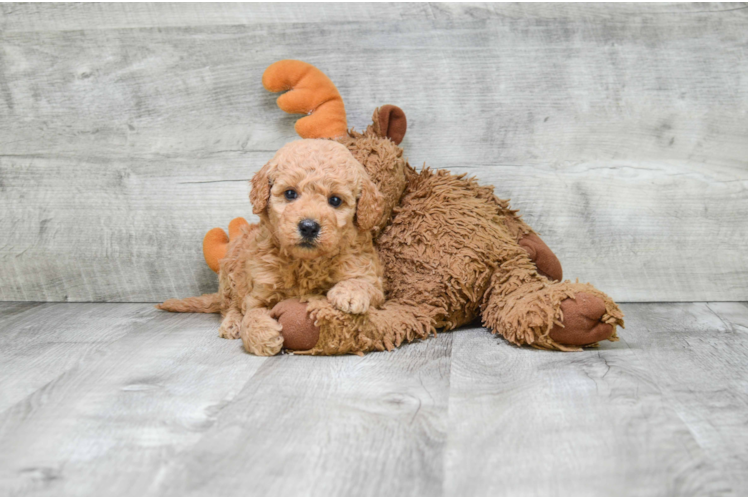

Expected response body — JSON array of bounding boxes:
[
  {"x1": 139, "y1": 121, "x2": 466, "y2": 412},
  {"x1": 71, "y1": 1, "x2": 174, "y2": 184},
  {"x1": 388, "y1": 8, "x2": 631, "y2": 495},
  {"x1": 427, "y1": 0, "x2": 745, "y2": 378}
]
[{"x1": 159, "y1": 139, "x2": 386, "y2": 355}]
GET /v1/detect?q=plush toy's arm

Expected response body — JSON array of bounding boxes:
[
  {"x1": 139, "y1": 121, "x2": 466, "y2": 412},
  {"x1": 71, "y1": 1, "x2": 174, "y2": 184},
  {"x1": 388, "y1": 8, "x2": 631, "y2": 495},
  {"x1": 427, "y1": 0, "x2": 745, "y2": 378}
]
[{"x1": 272, "y1": 297, "x2": 435, "y2": 356}]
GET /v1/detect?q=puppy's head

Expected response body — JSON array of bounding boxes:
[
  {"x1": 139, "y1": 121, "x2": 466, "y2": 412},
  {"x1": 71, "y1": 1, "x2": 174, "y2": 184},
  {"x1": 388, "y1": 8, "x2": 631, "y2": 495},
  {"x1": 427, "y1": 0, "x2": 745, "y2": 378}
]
[{"x1": 250, "y1": 139, "x2": 384, "y2": 259}]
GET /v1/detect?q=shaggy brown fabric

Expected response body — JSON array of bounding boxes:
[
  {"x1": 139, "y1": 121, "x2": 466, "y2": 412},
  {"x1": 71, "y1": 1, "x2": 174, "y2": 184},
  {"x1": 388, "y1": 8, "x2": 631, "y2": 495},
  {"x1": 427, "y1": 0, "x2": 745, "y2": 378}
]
[
  {"x1": 290, "y1": 108, "x2": 624, "y2": 355},
  {"x1": 337, "y1": 112, "x2": 410, "y2": 236},
  {"x1": 300, "y1": 298, "x2": 435, "y2": 356}
]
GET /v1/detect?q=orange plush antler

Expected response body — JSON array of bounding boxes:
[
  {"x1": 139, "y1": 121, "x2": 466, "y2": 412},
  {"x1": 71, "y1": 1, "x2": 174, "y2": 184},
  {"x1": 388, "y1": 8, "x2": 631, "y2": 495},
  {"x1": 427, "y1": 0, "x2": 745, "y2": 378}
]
[
  {"x1": 262, "y1": 60, "x2": 348, "y2": 139},
  {"x1": 203, "y1": 217, "x2": 253, "y2": 273}
]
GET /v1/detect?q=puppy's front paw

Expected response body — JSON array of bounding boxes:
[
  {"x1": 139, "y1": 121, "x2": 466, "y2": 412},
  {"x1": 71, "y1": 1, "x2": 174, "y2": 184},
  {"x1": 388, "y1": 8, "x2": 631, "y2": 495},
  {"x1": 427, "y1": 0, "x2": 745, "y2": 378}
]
[
  {"x1": 218, "y1": 312, "x2": 241, "y2": 339},
  {"x1": 328, "y1": 282, "x2": 372, "y2": 314},
  {"x1": 240, "y1": 314, "x2": 283, "y2": 356}
]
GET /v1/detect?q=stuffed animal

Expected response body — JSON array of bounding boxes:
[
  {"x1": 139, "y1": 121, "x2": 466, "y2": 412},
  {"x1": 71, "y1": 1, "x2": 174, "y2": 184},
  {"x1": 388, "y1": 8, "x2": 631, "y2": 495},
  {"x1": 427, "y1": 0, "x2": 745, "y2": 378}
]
[{"x1": 200, "y1": 60, "x2": 624, "y2": 355}]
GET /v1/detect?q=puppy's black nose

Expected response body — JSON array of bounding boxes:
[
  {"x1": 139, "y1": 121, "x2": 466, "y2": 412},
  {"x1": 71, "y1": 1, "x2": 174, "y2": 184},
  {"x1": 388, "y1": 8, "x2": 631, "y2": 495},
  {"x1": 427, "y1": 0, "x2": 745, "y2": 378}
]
[{"x1": 298, "y1": 219, "x2": 320, "y2": 239}]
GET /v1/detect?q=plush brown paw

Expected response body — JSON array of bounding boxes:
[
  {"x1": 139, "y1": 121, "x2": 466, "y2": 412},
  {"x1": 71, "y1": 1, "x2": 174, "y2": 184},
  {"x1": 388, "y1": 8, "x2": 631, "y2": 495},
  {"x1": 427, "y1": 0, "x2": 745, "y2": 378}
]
[
  {"x1": 549, "y1": 292, "x2": 613, "y2": 346},
  {"x1": 271, "y1": 299, "x2": 320, "y2": 351},
  {"x1": 518, "y1": 233, "x2": 563, "y2": 282}
]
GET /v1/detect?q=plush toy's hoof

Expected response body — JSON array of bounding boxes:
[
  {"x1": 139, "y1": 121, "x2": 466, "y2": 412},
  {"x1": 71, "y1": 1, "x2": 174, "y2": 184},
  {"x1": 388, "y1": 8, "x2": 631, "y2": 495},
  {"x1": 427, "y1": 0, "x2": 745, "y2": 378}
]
[
  {"x1": 518, "y1": 233, "x2": 563, "y2": 282},
  {"x1": 271, "y1": 299, "x2": 320, "y2": 351},
  {"x1": 549, "y1": 292, "x2": 613, "y2": 346}
]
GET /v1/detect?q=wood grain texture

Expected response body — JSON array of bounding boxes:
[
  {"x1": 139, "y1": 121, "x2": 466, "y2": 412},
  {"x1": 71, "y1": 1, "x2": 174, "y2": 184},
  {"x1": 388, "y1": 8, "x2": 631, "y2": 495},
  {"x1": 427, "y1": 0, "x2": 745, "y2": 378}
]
[
  {"x1": 0, "y1": 302, "x2": 747, "y2": 495},
  {"x1": 621, "y1": 302, "x2": 748, "y2": 495},
  {"x1": 444, "y1": 303, "x2": 748, "y2": 495},
  {"x1": 0, "y1": 2, "x2": 435, "y2": 31},
  {"x1": 3, "y1": 3, "x2": 746, "y2": 32},
  {"x1": 152, "y1": 334, "x2": 453, "y2": 496},
  {"x1": 0, "y1": 302, "x2": 143, "y2": 413},
  {"x1": 0, "y1": 304, "x2": 267, "y2": 496},
  {"x1": 1, "y1": 3, "x2": 747, "y2": 302}
]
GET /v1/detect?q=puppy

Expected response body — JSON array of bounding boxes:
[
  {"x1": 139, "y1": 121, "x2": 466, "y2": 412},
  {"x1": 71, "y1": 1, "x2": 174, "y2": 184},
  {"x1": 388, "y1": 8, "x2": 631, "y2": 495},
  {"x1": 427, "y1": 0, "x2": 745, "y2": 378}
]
[{"x1": 162, "y1": 139, "x2": 386, "y2": 356}]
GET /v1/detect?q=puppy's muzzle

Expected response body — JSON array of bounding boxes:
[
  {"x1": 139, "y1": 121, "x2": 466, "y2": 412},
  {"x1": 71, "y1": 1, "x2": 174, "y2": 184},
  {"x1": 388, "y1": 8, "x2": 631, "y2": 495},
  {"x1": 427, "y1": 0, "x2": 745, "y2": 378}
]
[{"x1": 298, "y1": 219, "x2": 320, "y2": 244}]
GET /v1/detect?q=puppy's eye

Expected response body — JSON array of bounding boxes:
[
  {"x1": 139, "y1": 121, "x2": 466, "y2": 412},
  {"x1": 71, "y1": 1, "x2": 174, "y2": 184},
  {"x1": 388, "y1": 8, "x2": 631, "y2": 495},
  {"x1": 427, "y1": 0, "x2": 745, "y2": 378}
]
[
  {"x1": 284, "y1": 189, "x2": 298, "y2": 201},
  {"x1": 328, "y1": 196, "x2": 342, "y2": 207}
]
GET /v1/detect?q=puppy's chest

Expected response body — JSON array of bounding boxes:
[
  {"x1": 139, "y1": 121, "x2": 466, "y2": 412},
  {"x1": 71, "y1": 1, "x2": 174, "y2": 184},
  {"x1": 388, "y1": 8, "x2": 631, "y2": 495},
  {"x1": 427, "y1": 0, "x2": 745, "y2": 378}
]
[{"x1": 254, "y1": 258, "x2": 340, "y2": 297}]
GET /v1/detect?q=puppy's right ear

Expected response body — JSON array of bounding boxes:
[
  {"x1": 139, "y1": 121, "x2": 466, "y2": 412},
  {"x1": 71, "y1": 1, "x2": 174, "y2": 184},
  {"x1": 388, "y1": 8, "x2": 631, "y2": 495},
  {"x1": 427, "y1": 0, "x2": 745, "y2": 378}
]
[{"x1": 250, "y1": 162, "x2": 273, "y2": 214}]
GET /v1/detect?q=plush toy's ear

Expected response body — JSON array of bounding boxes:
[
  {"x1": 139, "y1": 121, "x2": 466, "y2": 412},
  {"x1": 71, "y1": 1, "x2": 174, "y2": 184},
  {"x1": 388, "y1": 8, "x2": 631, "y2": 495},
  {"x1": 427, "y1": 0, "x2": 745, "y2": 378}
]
[
  {"x1": 356, "y1": 177, "x2": 385, "y2": 232},
  {"x1": 250, "y1": 162, "x2": 274, "y2": 214},
  {"x1": 375, "y1": 105, "x2": 407, "y2": 145}
]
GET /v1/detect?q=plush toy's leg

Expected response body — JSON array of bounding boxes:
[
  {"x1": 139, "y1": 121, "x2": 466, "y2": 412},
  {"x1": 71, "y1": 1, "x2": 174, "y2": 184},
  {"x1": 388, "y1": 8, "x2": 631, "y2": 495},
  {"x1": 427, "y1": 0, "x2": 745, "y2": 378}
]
[
  {"x1": 273, "y1": 277, "x2": 621, "y2": 355},
  {"x1": 481, "y1": 256, "x2": 624, "y2": 351},
  {"x1": 272, "y1": 297, "x2": 435, "y2": 355},
  {"x1": 517, "y1": 233, "x2": 563, "y2": 282},
  {"x1": 502, "y1": 211, "x2": 563, "y2": 282}
]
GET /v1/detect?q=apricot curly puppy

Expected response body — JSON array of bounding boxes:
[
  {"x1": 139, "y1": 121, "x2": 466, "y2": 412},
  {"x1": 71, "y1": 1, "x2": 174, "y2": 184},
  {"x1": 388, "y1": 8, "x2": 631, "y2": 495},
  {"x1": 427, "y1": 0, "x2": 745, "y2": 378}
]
[{"x1": 159, "y1": 139, "x2": 385, "y2": 356}]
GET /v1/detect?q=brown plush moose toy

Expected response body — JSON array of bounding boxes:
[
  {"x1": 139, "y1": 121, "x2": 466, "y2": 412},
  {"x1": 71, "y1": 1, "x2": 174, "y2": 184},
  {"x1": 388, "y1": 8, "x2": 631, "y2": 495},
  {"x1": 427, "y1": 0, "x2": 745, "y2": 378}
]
[{"x1": 160, "y1": 60, "x2": 624, "y2": 355}]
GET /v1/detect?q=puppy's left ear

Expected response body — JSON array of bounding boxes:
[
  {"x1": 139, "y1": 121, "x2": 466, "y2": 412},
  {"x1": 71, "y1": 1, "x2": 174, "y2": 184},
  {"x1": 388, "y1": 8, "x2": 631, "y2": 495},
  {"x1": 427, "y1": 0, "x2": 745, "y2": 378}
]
[
  {"x1": 355, "y1": 177, "x2": 385, "y2": 232},
  {"x1": 250, "y1": 162, "x2": 274, "y2": 214}
]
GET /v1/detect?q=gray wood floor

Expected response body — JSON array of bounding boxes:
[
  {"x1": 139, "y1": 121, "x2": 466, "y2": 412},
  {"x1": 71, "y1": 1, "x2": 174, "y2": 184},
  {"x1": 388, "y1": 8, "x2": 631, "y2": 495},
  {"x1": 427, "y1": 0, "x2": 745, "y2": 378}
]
[{"x1": 1, "y1": 302, "x2": 747, "y2": 496}]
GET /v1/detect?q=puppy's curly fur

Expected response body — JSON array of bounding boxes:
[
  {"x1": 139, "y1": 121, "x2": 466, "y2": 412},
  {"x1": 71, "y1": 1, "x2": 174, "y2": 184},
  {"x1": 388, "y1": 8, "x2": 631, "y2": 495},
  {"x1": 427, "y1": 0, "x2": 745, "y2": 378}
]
[{"x1": 159, "y1": 139, "x2": 386, "y2": 356}]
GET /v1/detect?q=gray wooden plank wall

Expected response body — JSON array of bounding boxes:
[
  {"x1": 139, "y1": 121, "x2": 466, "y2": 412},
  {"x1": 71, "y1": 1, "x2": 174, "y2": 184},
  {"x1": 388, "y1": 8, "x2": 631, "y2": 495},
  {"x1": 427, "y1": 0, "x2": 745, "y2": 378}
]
[{"x1": 1, "y1": 3, "x2": 747, "y2": 302}]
